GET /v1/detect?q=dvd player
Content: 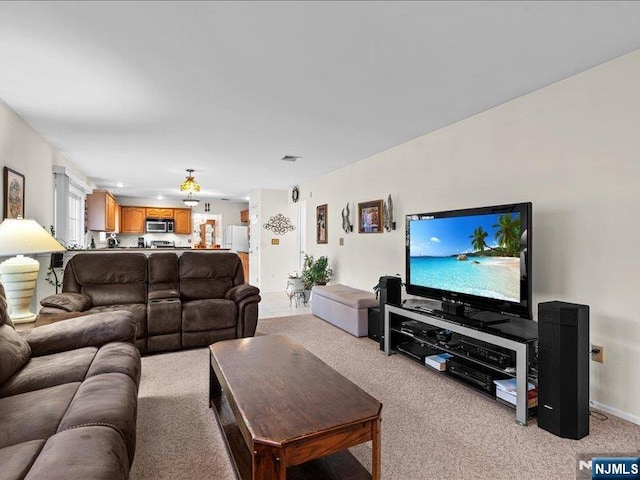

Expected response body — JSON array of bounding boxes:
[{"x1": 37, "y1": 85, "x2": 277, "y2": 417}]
[
  {"x1": 400, "y1": 320, "x2": 438, "y2": 338},
  {"x1": 446, "y1": 357, "x2": 496, "y2": 393}
]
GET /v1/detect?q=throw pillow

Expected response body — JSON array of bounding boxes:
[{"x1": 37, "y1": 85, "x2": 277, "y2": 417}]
[{"x1": 0, "y1": 324, "x2": 31, "y2": 384}]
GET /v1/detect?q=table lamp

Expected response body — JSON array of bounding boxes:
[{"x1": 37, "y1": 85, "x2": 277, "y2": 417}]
[{"x1": 0, "y1": 216, "x2": 66, "y2": 323}]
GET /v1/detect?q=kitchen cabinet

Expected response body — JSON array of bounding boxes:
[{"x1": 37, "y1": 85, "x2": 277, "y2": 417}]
[
  {"x1": 237, "y1": 252, "x2": 249, "y2": 284},
  {"x1": 120, "y1": 207, "x2": 146, "y2": 234},
  {"x1": 115, "y1": 203, "x2": 121, "y2": 233},
  {"x1": 174, "y1": 208, "x2": 192, "y2": 234},
  {"x1": 146, "y1": 208, "x2": 174, "y2": 219},
  {"x1": 87, "y1": 190, "x2": 117, "y2": 232},
  {"x1": 240, "y1": 209, "x2": 249, "y2": 223}
]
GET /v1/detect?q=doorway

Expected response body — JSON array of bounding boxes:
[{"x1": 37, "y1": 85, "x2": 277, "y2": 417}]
[{"x1": 297, "y1": 201, "x2": 307, "y2": 272}]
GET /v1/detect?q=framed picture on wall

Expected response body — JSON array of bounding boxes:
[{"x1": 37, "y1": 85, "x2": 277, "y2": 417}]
[
  {"x1": 316, "y1": 204, "x2": 328, "y2": 244},
  {"x1": 3, "y1": 167, "x2": 25, "y2": 219},
  {"x1": 358, "y1": 200, "x2": 384, "y2": 233}
]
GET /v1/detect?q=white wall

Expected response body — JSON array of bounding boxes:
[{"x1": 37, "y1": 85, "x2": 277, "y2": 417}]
[
  {"x1": 0, "y1": 98, "x2": 92, "y2": 309},
  {"x1": 249, "y1": 188, "x2": 298, "y2": 292},
  {"x1": 0, "y1": 99, "x2": 55, "y2": 225},
  {"x1": 301, "y1": 51, "x2": 640, "y2": 423}
]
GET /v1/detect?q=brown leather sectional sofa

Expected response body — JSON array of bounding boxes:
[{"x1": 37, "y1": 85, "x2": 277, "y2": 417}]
[
  {"x1": 39, "y1": 251, "x2": 261, "y2": 354},
  {"x1": 0, "y1": 285, "x2": 141, "y2": 479}
]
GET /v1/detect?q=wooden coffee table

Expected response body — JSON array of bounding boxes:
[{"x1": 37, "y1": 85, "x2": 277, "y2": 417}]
[{"x1": 209, "y1": 335, "x2": 382, "y2": 480}]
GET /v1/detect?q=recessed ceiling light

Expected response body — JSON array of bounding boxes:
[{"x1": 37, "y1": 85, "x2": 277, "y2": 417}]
[
  {"x1": 116, "y1": 182, "x2": 125, "y2": 188},
  {"x1": 157, "y1": 195, "x2": 164, "y2": 200},
  {"x1": 281, "y1": 155, "x2": 302, "y2": 162}
]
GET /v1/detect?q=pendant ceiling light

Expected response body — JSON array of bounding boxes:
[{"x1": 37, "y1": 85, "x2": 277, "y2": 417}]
[{"x1": 180, "y1": 169, "x2": 201, "y2": 207}]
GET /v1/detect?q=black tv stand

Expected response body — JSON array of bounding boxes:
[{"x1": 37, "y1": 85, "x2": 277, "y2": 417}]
[{"x1": 384, "y1": 303, "x2": 538, "y2": 425}]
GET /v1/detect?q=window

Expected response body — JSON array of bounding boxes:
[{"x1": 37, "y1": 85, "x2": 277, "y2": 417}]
[
  {"x1": 53, "y1": 167, "x2": 91, "y2": 248},
  {"x1": 67, "y1": 185, "x2": 85, "y2": 246}
]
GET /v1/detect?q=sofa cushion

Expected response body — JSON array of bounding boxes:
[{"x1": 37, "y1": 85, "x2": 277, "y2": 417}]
[
  {"x1": 148, "y1": 252, "x2": 179, "y2": 288},
  {"x1": 87, "y1": 304, "x2": 147, "y2": 339},
  {"x1": 65, "y1": 253, "x2": 147, "y2": 288},
  {"x1": 0, "y1": 440, "x2": 46, "y2": 480},
  {"x1": 0, "y1": 324, "x2": 31, "y2": 385},
  {"x1": 58, "y1": 373, "x2": 138, "y2": 463},
  {"x1": 87, "y1": 343, "x2": 141, "y2": 388},
  {"x1": 182, "y1": 299, "x2": 237, "y2": 331},
  {"x1": 179, "y1": 252, "x2": 243, "y2": 300},
  {"x1": 25, "y1": 426, "x2": 129, "y2": 480},
  {"x1": 62, "y1": 253, "x2": 147, "y2": 306},
  {"x1": 0, "y1": 347, "x2": 97, "y2": 398},
  {"x1": 39, "y1": 292, "x2": 91, "y2": 312},
  {"x1": 0, "y1": 382, "x2": 80, "y2": 449}
]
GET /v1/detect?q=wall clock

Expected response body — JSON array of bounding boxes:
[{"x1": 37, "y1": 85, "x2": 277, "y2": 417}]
[{"x1": 291, "y1": 186, "x2": 299, "y2": 203}]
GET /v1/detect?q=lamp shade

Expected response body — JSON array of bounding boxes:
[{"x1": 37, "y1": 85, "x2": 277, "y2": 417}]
[{"x1": 0, "y1": 217, "x2": 66, "y2": 256}]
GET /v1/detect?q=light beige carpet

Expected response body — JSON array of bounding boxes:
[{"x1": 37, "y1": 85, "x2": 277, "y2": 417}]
[{"x1": 130, "y1": 314, "x2": 639, "y2": 480}]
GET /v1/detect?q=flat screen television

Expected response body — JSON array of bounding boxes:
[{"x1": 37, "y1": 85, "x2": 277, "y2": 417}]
[{"x1": 405, "y1": 202, "x2": 532, "y2": 320}]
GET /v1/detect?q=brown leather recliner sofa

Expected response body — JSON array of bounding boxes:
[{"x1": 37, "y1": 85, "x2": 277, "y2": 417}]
[
  {"x1": 39, "y1": 251, "x2": 261, "y2": 354},
  {"x1": 0, "y1": 284, "x2": 141, "y2": 480}
]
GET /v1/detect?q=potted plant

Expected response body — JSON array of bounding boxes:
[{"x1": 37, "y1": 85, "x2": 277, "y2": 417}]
[{"x1": 301, "y1": 254, "x2": 334, "y2": 302}]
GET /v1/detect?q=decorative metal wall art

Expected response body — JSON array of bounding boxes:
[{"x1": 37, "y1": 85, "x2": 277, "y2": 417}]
[
  {"x1": 383, "y1": 194, "x2": 396, "y2": 231},
  {"x1": 341, "y1": 203, "x2": 353, "y2": 233},
  {"x1": 263, "y1": 214, "x2": 296, "y2": 235}
]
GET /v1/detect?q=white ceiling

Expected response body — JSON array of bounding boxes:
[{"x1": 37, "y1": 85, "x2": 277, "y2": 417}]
[{"x1": 1, "y1": 2, "x2": 640, "y2": 202}]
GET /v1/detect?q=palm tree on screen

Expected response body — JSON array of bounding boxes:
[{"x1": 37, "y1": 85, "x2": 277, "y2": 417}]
[
  {"x1": 493, "y1": 214, "x2": 521, "y2": 255},
  {"x1": 470, "y1": 227, "x2": 489, "y2": 253}
]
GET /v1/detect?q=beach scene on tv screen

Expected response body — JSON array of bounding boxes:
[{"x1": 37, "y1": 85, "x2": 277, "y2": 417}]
[{"x1": 409, "y1": 212, "x2": 521, "y2": 302}]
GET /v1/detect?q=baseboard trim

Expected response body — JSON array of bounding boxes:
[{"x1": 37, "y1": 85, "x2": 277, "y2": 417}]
[{"x1": 590, "y1": 400, "x2": 640, "y2": 426}]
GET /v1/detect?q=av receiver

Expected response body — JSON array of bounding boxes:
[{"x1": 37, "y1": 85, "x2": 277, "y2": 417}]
[{"x1": 456, "y1": 338, "x2": 515, "y2": 369}]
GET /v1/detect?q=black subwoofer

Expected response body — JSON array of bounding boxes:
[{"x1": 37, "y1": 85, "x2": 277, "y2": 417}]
[
  {"x1": 537, "y1": 301, "x2": 590, "y2": 439},
  {"x1": 378, "y1": 276, "x2": 402, "y2": 351}
]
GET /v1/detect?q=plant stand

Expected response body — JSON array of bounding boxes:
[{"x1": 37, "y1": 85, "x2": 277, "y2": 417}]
[{"x1": 286, "y1": 277, "x2": 306, "y2": 307}]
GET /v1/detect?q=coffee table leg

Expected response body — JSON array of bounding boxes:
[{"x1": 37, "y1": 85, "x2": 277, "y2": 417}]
[
  {"x1": 372, "y1": 417, "x2": 381, "y2": 480},
  {"x1": 209, "y1": 353, "x2": 221, "y2": 403},
  {"x1": 253, "y1": 443, "x2": 286, "y2": 480}
]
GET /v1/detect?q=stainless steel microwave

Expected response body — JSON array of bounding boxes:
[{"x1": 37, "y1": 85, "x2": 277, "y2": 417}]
[{"x1": 145, "y1": 219, "x2": 174, "y2": 233}]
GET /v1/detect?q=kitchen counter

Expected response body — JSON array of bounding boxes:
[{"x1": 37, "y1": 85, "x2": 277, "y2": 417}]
[{"x1": 37, "y1": 248, "x2": 233, "y2": 259}]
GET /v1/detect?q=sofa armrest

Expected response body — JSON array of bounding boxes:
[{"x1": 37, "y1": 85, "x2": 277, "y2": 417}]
[
  {"x1": 225, "y1": 284, "x2": 260, "y2": 304},
  {"x1": 39, "y1": 292, "x2": 92, "y2": 312},
  {"x1": 236, "y1": 294, "x2": 261, "y2": 337},
  {"x1": 148, "y1": 289, "x2": 180, "y2": 301},
  {"x1": 22, "y1": 311, "x2": 137, "y2": 357}
]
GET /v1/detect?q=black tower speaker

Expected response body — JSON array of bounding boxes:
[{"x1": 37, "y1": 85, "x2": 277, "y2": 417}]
[
  {"x1": 537, "y1": 301, "x2": 590, "y2": 439},
  {"x1": 378, "y1": 276, "x2": 402, "y2": 351},
  {"x1": 367, "y1": 307, "x2": 381, "y2": 342}
]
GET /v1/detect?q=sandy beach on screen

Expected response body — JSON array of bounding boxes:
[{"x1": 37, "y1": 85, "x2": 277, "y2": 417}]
[{"x1": 480, "y1": 256, "x2": 520, "y2": 274}]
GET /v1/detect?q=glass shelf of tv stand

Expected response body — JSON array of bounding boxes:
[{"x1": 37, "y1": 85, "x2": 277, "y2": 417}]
[
  {"x1": 384, "y1": 304, "x2": 537, "y2": 426},
  {"x1": 389, "y1": 327, "x2": 525, "y2": 379}
]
